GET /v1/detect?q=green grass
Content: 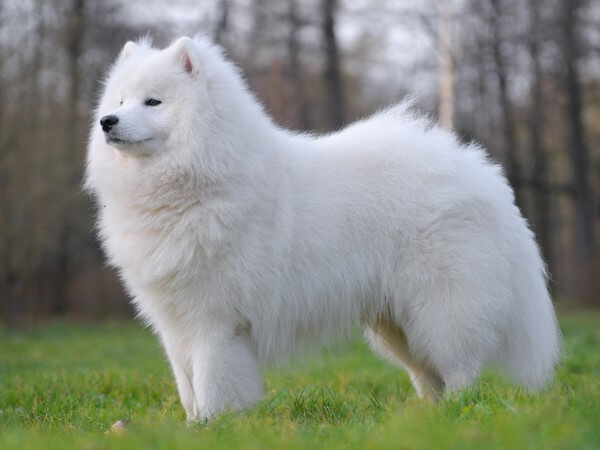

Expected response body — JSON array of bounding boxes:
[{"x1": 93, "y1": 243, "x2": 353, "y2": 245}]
[{"x1": 1, "y1": 315, "x2": 599, "y2": 449}]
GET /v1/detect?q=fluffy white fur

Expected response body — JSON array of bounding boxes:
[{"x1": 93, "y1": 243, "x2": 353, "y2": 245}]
[{"x1": 86, "y1": 36, "x2": 561, "y2": 421}]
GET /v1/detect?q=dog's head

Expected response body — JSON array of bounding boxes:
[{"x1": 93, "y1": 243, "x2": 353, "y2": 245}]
[{"x1": 96, "y1": 36, "x2": 217, "y2": 157}]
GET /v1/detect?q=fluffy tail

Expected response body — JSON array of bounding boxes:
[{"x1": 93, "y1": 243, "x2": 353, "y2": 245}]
[{"x1": 500, "y1": 234, "x2": 561, "y2": 390}]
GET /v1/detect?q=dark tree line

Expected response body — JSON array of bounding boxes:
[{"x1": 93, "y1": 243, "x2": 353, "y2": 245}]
[
  {"x1": 1, "y1": 0, "x2": 599, "y2": 324},
  {"x1": 451, "y1": 0, "x2": 598, "y2": 300}
]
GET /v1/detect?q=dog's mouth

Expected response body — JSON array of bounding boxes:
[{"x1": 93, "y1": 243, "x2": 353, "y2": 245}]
[{"x1": 106, "y1": 135, "x2": 152, "y2": 146}]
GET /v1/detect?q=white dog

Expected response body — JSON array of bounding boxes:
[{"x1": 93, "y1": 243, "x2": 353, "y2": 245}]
[{"x1": 86, "y1": 36, "x2": 560, "y2": 421}]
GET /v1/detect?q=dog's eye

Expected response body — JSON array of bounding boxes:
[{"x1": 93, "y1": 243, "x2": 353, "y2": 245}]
[
  {"x1": 145, "y1": 98, "x2": 162, "y2": 107},
  {"x1": 119, "y1": 100, "x2": 123, "y2": 106}
]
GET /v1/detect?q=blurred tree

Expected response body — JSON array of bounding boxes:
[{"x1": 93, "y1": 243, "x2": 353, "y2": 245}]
[
  {"x1": 437, "y1": 0, "x2": 455, "y2": 130},
  {"x1": 561, "y1": 0, "x2": 595, "y2": 256},
  {"x1": 526, "y1": 0, "x2": 553, "y2": 275},
  {"x1": 322, "y1": 0, "x2": 344, "y2": 129},
  {"x1": 489, "y1": 0, "x2": 522, "y2": 209},
  {"x1": 213, "y1": 0, "x2": 230, "y2": 45},
  {"x1": 1, "y1": 0, "x2": 599, "y2": 320},
  {"x1": 53, "y1": 0, "x2": 86, "y2": 315},
  {"x1": 0, "y1": 0, "x2": 142, "y2": 323},
  {"x1": 287, "y1": 0, "x2": 312, "y2": 130}
]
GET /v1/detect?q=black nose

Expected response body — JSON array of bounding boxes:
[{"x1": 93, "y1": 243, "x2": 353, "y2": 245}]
[{"x1": 100, "y1": 115, "x2": 119, "y2": 132}]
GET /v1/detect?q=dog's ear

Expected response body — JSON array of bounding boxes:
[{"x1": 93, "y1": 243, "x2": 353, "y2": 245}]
[
  {"x1": 171, "y1": 36, "x2": 197, "y2": 75},
  {"x1": 118, "y1": 41, "x2": 137, "y2": 62}
]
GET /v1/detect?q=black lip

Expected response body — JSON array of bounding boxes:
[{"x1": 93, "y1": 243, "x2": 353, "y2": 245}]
[
  {"x1": 106, "y1": 136, "x2": 152, "y2": 145},
  {"x1": 107, "y1": 137, "x2": 128, "y2": 144}
]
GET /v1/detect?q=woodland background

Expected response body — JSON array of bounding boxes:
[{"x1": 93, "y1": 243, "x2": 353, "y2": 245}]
[{"x1": 1, "y1": 0, "x2": 599, "y2": 324}]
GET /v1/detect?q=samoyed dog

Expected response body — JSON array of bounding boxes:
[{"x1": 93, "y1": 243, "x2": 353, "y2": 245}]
[{"x1": 86, "y1": 36, "x2": 560, "y2": 421}]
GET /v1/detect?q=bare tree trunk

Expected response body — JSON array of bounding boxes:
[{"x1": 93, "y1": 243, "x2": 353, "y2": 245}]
[
  {"x1": 489, "y1": 0, "x2": 522, "y2": 209},
  {"x1": 0, "y1": 0, "x2": 3, "y2": 131},
  {"x1": 246, "y1": 0, "x2": 267, "y2": 81},
  {"x1": 54, "y1": 0, "x2": 85, "y2": 315},
  {"x1": 322, "y1": 0, "x2": 344, "y2": 130},
  {"x1": 2, "y1": 0, "x2": 47, "y2": 323},
  {"x1": 527, "y1": 0, "x2": 553, "y2": 282},
  {"x1": 475, "y1": 55, "x2": 490, "y2": 141},
  {"x1": 27, "y1": 0, "x2": 48, "y2": 317},
  {"x1": 0, "y1": 0, "x2": 7, "y2": 321},
  {"x1": 214, "y1": 0, "x2": 230, "y2": 46},
  {"x1": 561, "y1": 0, "x2": 594, "y2": 255},
  {"x1": 287, "y1": 0, "x2": 312, "y2": 130},
  {"x1": 438, "y1": 0, "x2": 454, "y2": 130},
  {"x1": 54, "y1": 226, "x2": 71, "y2": 315},
  {"x1": 66, "y1": 0, "x2": 84, "y2": 155}
]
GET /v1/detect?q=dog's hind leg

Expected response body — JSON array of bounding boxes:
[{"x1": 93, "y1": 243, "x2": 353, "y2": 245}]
[{"x1": 365, "y1": 319, "x2": 445, "y2": 402}]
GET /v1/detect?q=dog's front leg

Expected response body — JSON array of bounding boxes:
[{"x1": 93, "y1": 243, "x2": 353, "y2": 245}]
[
  {"x1": 189, "y1": 321, "x2": 264, "y2": 421},
  {"x1": 159, "y1": 327, "x2": 198, "y2": 422}
]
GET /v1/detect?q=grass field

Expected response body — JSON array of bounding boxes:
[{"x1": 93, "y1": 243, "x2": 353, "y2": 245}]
[{"x1": 1, "y1": 314, "x2": 599, "y2": 449}]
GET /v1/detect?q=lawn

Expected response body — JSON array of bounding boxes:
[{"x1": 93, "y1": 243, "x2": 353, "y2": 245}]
[{"x1": 1, "y1": 314, "x2": 599, "y2": 449}]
